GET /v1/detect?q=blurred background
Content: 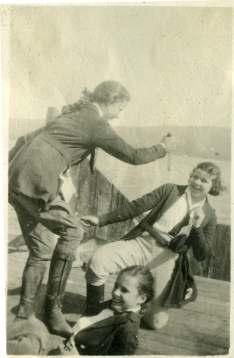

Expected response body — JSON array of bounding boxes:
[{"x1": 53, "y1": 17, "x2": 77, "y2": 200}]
[
  {"x1": 8, "y1": 5, "x2": 231, "y2": 224},
  {"x1": 5, "y1": 9, "x2": 231, "y2": 353}
]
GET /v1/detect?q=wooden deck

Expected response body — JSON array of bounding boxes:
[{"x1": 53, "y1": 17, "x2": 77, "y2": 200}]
[{"x1": 7, "y1": 248, "x2": 230, "y2": 356}]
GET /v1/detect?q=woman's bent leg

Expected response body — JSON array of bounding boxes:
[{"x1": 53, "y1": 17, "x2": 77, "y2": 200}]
[
  {"x1": 85, "y1": 239, "x2": 147, "y2": 314},
  {"x1": 11, "y1": 192, "x2": 80, "y2": 336}
]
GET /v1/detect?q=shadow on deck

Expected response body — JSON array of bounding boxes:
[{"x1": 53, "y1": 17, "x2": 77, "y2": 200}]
[{"x1": 7, "y1": 250, "x2": 230, "y2": 356}]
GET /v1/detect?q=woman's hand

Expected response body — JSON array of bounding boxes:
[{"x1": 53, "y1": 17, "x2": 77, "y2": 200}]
[
  {"x1": 191, "y1": 208, "x2": 205, "y2": 228},
  {"x1": 58, "y1": 336, "x2": 79, "y2": 355},
  {"x1": 160, "y1": 133, "x2": 177, "y2": 153},
  {"x1": 81, "y1": 215, "x2": 99, "y2": 228}
]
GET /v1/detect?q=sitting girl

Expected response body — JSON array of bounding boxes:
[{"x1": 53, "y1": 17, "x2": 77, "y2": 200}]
[
  {"x1": 81, "y1": 162, "x2": 222, "y2": 330},
  {"x1": 61, "y1": 265, "x2": 154, "y2": 355}
]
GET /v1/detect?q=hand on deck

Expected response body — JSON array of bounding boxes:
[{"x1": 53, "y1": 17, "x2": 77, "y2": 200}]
[
  {"x1": 58, "y1": 336, "x2": 79, "y2": 355},
  {"x1": 191, "y1": 208, "x2": 205, "y2": 228},
  {"x1": 81, "y1": 215, "x2": 99, "y2": 228}
]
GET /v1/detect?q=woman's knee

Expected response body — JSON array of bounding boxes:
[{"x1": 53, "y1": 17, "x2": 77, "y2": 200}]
[
  {"x1": 89, "y1": 246, "x2": 107, "y2": 265},
  {"x1": 87, "y1": 248, "x2": 108, "y2": 274},
  {"x1": 28, "y1": 241, "x2": 55, "y2": 262},
  {"x1": 26, "y1": 254, "x2": 51, "y2": 269},
  {"x1": 86, "y1": 247, "x2": 115, "y2": 285}
]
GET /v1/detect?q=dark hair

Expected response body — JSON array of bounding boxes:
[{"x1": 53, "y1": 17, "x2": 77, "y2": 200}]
[
  {"x1": 61, "y1": 80, "x2": 130, "y2": 114},
  {"x1": 117, "y1": 265, "x2": 154, "y2": 314},
  {"x1": 191, "y1": 162, "x2": 223, "y2": 196}
]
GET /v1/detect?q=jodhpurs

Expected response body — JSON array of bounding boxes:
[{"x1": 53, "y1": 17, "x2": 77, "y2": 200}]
[
  {"x1": 86, "y1": 236, "x2": 178, "y2": 299},
  {"x1": 9, "y1": 191, "x2": 82, "y2": 263}
]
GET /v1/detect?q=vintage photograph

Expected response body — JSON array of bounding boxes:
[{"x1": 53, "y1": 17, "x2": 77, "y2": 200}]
[{"x1": 3, "y1": 3, "x2": 232, "y2": 356}]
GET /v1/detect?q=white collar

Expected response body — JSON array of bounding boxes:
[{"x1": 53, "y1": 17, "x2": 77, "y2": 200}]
[
  {"x1": 93, "y1": 102, "x2": 104, "y2": 117},
  {"x1": 186, "y1": 187, "x2": 206, "y2": 211},
  {"x1": 125, "y1": 306, "x2": 141, "y2": 313}
]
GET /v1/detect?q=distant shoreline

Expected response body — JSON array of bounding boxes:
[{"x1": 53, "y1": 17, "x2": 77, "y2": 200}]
[{"x1": 9, "y1": 121, "x2": 231, "y2": 161}]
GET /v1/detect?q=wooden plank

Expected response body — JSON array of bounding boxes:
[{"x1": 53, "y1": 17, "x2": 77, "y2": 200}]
[
  {"x1": 211, "y1": 224, "x2": 230, "y2": 281},
  {"x1": 7, "y1": 249, "x2": 230, "y2": 356},
  {"x1": 7, "y1": 184, "x2": 231, "y2": 356},
  {"x1": 139, "y1": 302, "x2": 230, "y2": 353},
  {"x1": 137, "y1": 317, "x2": 229, "y2": 355},
  {"x1": 95, "y1": 169, "x2": 114, "y2": 240},
  {"x1": 107, "y1": 187, "x2": 133, "y2": 240},
  {"x1": 168, "y1": 307, "x2": 229, "y2": 337},
  {"x1": 137, "y1": 332, "x2": 228, "y2": 356},
  {"x1": 195, "y1": 275, "x2": 230, "y2": 301}
]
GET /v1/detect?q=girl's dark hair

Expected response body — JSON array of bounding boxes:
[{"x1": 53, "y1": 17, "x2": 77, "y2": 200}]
[
  {"x1": 61, "y1": 80, "x2": 130, "y2": 114},
  {"x1": 118, "y1": 265, "x2": 155, "y2": 314},
  {"x1": 192, "y1": 161, "x2": 223, "y2": 196}
]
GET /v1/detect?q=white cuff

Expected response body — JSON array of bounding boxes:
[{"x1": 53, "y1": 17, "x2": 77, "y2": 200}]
[{"x1": 159, "y1": 142, "x2": 167, "y2": 151}]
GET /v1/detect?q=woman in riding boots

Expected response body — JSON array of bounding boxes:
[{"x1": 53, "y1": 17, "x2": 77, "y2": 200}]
[
  {"x1": 9, "y1": 80, "x2": 171, "y2": 337},
  {"x1": 61, "y1": 266, "x2": 154, "y2": 355},
  {"x1": 81, "y1": 162, "x2": 222, "y2": 329}
]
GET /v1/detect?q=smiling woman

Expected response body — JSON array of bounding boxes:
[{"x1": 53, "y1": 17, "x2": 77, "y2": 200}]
[
  {"x1": 111, "y1": 265, "x2": 154, "y2": 314},
  {"x1": 8, "y1": 79, "x2": 173, "y2": 338},
  {"x1": 60, "y1": 265, "x2": 154, "y2": 355},
  {"x1": 189, "y1": 169, "x2": 213, "y2": 201},
  {"x1": 81, "y1": 161, "x2": 222, "y2": 329},
  {"x1": 188, "y1": 162, "x2": 222, "y2": 199}
]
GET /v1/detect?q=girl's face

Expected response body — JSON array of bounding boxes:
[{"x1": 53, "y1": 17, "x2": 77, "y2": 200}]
[
  {"x1": 111, "y1": 273, "x2": 146, "y2": 313},
  {"x1": 103, "y1": 101, "x2": 128, "y2": 120},
  {"x1": 188, "y1": 168, "x2": 213, "y2": 201}
]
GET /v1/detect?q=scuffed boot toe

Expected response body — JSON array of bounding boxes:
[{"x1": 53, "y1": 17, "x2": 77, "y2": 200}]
[{"x1": 46, "y1": 309, "x2": 73, "y2": 338}]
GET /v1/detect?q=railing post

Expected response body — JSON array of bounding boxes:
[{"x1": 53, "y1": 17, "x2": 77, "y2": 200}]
[{"x1": 46, "y1": 107, "x2": 59, "y2": 124}]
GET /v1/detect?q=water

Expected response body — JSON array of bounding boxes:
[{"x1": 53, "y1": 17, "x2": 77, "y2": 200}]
[
  {"x1": 8, "y1": 135, "x2": 231, "y2": 225},
  {"x1": 96, "y1": 151, "x2": 231, "y2": 225}
]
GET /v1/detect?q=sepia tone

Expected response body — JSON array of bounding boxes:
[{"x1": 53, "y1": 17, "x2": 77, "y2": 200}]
[{"x1": 3, "y1": 4, "x2": 232, "y2": 356}]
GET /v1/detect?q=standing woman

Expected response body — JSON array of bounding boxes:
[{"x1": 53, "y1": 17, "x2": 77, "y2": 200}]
[{"x1": 9, "y1": 80, "x2": 172, "y2": 337}]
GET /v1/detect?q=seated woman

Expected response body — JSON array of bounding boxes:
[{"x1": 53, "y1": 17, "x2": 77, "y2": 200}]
[
  {"x1": 61, "y1": 265, "x2": 154, "y2": 355},
  {"x1": 81, "y1": 162, "x2": 222, "y2": 329}
]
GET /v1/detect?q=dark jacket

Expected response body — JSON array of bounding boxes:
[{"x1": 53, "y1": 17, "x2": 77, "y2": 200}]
[
  {"x1": 9, "y1": 103, "x2": 166, "y2": 203},
  {"x1": 74, "y1": 306, "x2": 140, "y2": 355},
  {"x1": 99, "y1": 183, "x2": 217, "y2": 261}
]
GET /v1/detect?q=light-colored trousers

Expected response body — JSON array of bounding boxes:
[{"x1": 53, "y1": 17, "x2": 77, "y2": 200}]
[{"x1": 86, "y1": 235, "x2": 179, "y2": 328}]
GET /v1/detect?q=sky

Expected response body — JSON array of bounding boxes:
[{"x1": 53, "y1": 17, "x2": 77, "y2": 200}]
[
  {"x1": 5, "y1": 5, "x2": 232, "y2": 128},
  {"x1": 0, "y1": 6, "x2": 232, "y2": 357}
]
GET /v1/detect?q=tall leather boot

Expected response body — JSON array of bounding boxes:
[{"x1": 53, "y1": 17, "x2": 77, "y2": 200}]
[
  {"x1": 45, "y1": 251, "x2": 73, "y2": 337},
  {"x1": 84, "y1": 284, "x2": 105, "y2": 316},
  {"x1": 17, "y1": 258, "x2": 47, "y2": 319}
]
